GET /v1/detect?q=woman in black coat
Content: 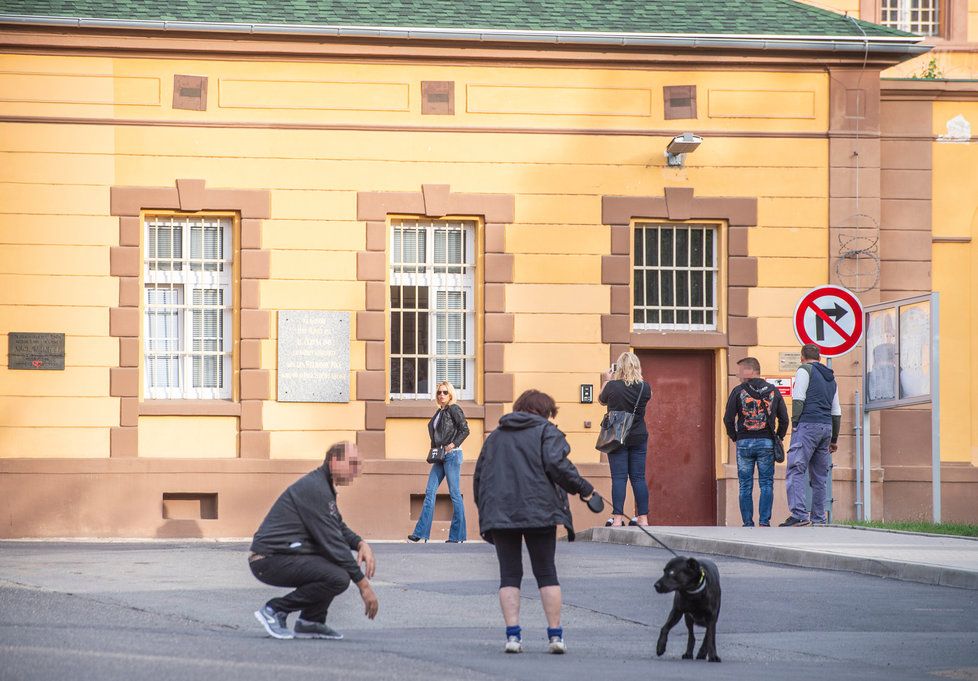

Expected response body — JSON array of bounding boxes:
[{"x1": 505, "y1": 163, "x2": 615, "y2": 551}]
[
  {"x1": 599, "y1": 351, "x2": 652, "y2": 527},
  {"x1": 474, "y1": 389, "x2": 595, "y2": 655},
  {"x1": 408, "y1": 381, "x2": 469, "y2": 543}
]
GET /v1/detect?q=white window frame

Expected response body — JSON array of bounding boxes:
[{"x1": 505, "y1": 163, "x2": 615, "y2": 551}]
[
  {"x1": 880, "y1": 0, "x2": 939, "y2": 36},
  {"x1": 143, "y1": 215, "x2": 233, "y2": 400},
  {"x1": 389, "y1": 219, "x2": 476, "y2": 401},
  {"x1": 633, "y1": 222, "x2": 719, "y2": 333}
]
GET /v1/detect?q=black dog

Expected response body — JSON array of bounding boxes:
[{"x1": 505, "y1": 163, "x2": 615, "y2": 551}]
[{"x1": 654, "y1": 556, "x2": 722, "y2": 663}]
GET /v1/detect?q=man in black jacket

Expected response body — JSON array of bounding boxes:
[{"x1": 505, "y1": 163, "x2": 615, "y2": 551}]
[
  {"x1": 723, "y1": 357, "x2": 789, "y2": 527},
  {"x1": 250, "y1": 441, "x2": 378, "y2": 640}
]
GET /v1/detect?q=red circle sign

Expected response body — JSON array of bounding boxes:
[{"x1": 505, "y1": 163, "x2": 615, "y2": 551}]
[{"x1": 793, "y1": 285, "x2": 864, "y2": 357}]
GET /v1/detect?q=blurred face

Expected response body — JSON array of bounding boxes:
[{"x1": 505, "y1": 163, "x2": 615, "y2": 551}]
[
  {"x1": 436, "y1": 385, "x2": 450, "y2": 407},
  {"x1": 328, "y1": 442, "x2": 362, "y2": 486},
  {"x1": 738, "y1": 364, "x2": 759, "y2": 383}
]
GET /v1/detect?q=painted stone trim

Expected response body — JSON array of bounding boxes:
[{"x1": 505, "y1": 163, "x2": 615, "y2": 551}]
[
  {"x1": 109, "y1": 179, "x2": 271, "y2": 458},
  {"x1": 600, "y1": 187, "x2": 759, "y2": 370},
  {"x1": 356, "y1": 185, "x2": 516, "y2": 453}
]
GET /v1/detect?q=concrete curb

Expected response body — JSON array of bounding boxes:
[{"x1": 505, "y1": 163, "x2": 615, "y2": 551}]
[{"x1": 578, "y1": 526, "x2": 978, "y2": 590}]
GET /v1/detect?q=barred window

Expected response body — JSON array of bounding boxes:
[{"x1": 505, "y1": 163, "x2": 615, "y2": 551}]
[
  {"x1": 390, "y1": 220, "x2": 476, "y2": 400},
  {"x1": 633, "y1": 223, "x2": 718, "y2": 331},
  {"x1": 143, "y1": 216, "x2": 232, "y2": 399},
  {"x1": 880, "y1": 0, "x2": 939, "y2": 35}
]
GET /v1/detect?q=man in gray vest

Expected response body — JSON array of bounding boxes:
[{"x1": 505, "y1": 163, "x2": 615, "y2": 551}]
[{"x1": 780, "y1": 344, "x2": 842, "y2": 527}]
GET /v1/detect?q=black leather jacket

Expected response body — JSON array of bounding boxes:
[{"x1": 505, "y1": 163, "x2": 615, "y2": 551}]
[{"x1": 429, "y1": 403, "x2": 470, "y2": 449}]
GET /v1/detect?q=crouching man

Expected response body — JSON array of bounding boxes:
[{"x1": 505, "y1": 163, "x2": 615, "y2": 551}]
[{"x1": 249, "y1": 441, "x2": 379, "y2": 639}]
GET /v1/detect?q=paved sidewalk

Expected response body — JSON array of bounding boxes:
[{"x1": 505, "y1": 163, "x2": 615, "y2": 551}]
[{"x1": 579, "y1": 525, "x2": 978, "y2": 589}]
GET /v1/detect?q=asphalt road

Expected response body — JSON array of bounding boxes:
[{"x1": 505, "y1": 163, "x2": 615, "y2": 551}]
[{"x1": 1, "y1": 540, "x2": 976, "y2": 681}]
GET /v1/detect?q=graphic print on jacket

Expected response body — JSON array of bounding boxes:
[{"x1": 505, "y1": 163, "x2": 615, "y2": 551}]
[{"x1": 738, "y1": 384, "x2": 773, "y2": 432}]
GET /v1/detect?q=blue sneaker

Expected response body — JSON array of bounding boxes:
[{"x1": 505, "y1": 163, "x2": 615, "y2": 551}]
[{"x1": 254, "y1": 605, "x2": 292, "y2": 639}]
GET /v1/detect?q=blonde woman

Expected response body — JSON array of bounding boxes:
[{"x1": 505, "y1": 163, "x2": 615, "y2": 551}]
[
  {"x1": 408, "y1": 381, "x2": 470, "y2": 543},
  {"x1": 599, "y1": 352, "x2": 652, "y2": 527}
]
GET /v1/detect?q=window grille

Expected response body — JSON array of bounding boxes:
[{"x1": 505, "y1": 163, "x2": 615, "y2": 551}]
[
  {"x1": 633, "y1": 223, "x2": 719, "y2": 332},
  {"x1": 390, "y1": 220, "x2": 476, "y2": 400},
  {"x1": 880, "y1": 0, "x2": 939, "y2": 35},
  {"x1": 143, "y1": 216, "x2": 232, "y2": 399}
]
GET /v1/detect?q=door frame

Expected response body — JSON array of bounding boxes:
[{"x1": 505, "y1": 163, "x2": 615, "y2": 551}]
[{"x1": 600, "y1": 187, "x2": 760, "y2": 525}]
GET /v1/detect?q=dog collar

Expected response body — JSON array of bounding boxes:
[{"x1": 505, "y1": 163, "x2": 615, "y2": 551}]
[{"x1": 684, "y1": 569, "x2": 707, "y2": 595}]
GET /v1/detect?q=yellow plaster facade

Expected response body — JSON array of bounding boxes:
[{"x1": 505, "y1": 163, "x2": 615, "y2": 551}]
[{"x1": 1, "y1": 16, "x2": 977, "y2": 535}]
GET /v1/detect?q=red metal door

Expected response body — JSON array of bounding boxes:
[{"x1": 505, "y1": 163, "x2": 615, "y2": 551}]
[{"x1": 637, "y1": 350, "x2": 717, "y2": 525}]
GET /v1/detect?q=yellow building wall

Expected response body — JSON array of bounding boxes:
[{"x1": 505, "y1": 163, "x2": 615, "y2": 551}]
[
  {"x1": 1, "y1": 52, "x2": 830, "y2": 465},
  {"x1": 797, "y1": 0, "x2": 978, "y2": 79},
  {"x1": 139, "y1": 417, "x2": 238, "y2": 458},
  {"x1": 932, "y1": 101, "x2": 978, "y2": 465}
]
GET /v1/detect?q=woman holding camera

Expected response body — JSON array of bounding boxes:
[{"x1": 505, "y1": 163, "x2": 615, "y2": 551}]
[
  {"x1": 599, "y1": 351, "x2": 652, "y2": 527},
  {"x1": 408, "y1": 381, "x2": 469, "y2": 543}
]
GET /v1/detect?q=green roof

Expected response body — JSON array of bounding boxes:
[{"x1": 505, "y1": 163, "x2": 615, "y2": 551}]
[{"x1": 0, "y1": 0, "x2": 916, "y2": 39}]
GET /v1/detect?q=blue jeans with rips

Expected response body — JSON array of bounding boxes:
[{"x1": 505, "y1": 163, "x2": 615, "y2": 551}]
[
  {"x1": 736, "y1": 437, "x2": 775, "y2": 527},
  {"x1": 412, "y1": 449, "x2": 466, "y2": 541}
]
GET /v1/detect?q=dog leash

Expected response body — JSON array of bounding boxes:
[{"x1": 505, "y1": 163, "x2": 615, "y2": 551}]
[{"x1": 590, "y1": 493, "x2": 681, "y2": 558}]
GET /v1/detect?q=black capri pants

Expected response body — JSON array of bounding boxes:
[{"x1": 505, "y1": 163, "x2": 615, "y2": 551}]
[{"x1": 490, "y1": 526, "x2": 559, "y2": 589}]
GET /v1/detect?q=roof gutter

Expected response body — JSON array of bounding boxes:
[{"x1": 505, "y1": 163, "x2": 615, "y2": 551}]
[{"x1": 0, "y1": 14, "x2": 931, "y2": 56}]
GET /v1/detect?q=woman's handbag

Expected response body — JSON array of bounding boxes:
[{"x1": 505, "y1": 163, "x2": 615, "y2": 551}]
[
  {"x1": 427, "y1": 446, "x2": 447, "y2": 464},
  {"x1": 595, "y1": 382, "x2": 646, "y2": 454}
]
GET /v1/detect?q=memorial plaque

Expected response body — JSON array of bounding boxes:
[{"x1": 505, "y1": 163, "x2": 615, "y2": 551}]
[
  {"x1": 277, "y1": 311, "x2": 350, "y2": 402},
  {"x1": 8, "y1": 332, "x2": 65, "y2": 370},
  {"x1": 779, "y1": 351, "x2": 802, "y2": 373}
]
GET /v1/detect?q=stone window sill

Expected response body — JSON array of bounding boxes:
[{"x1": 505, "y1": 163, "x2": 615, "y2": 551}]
[
  {"x1": 138, "y1": 400, "x2": 241, "y2": 417},
  {"x1": 630, "y1": 331, "x2": 728, "y2": 349}
]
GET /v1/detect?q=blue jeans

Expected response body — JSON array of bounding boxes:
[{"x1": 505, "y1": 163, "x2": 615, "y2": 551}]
[
  {"x1": 413, "y1": 449, "x2": 466, "y2": 541},
  {"x1": 608, "y1": 438, "x2": 649, "y2": 516},
  {"x1": 736, "y1": 438, "x2": 775, "y2": 527}
]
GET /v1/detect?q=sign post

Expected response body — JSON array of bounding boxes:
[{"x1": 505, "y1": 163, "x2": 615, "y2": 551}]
[{"x1": 791, "y1": 285, "x2": 864, "y2": 526}]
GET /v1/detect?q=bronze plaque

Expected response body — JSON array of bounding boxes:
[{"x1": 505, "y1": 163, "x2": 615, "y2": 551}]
[{"x1": 8, "y1": 332, "x2": 65, "y2": 370}]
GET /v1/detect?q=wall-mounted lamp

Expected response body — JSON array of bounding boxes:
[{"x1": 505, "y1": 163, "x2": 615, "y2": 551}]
[{"x1": 665, "y1": 132, "x2": 702, "y2": 167}]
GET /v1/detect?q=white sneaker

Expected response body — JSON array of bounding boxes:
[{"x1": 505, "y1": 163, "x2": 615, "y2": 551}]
[
  {"x1": 504, "y1": 636, "x2": 523, "y2": 653},
  {"x1": 548, "y1": 636, "x2": 566, "y2": 654}
]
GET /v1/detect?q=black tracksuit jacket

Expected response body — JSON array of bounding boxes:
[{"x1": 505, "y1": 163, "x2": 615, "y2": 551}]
[{"x1": 250, "y1": 466, "x2": 364, "y2": 582}]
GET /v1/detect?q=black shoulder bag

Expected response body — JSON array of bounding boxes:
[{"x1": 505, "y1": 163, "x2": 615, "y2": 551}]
[
  {"x1": 766, "y1": 388, "x2": 786, "y2": 464},
  {"x1": 426, "y1": 408, "x2": 453, "y2": 464},
  {"x1": 595, "y1": 382, "x2": 647, "y2": 454}
]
